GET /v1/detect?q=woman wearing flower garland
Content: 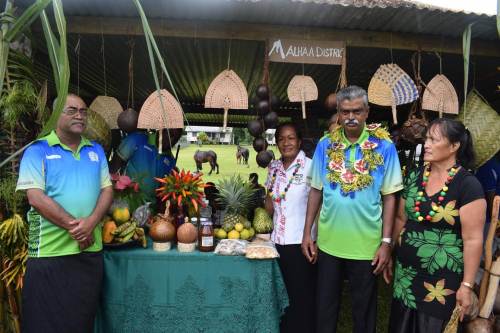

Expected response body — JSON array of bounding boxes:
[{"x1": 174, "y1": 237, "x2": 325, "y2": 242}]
[
  {"x1": 265, "y1": 122, "x2": 316, "y2": 333},
  {"x1": 386, "y1": 118, "x2": 486, "y2": 332}
]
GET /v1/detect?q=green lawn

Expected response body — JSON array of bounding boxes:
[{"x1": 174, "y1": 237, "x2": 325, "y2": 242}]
[
  {"x1": 175, "y1": 143, "x2": 279, "y2": 185},
  {"x1": 175, "y1": 143, "x2": 392, "y2": 332}
]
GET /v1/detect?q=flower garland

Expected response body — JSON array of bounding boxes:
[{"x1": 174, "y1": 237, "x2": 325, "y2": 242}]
[{"x1": 326, "y1": 123, "x2": 390, "y2": 196}]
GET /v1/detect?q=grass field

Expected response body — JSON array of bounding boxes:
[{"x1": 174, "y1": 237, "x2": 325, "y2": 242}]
[
  {"x1": 175, "y1": 143, "x2": 279, "y2": 185},
  {"x1": 175, "y1": 143, "x2": 391, "y2": 333}
]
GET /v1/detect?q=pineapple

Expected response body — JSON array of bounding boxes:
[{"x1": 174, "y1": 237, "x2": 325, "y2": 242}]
[{"x1": 216, "y1": 175, "x2": 257, "y2": 228}]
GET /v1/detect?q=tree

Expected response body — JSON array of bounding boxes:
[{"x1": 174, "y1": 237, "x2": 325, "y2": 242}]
[{"x1": 197, "y1": 131, "x2": 210, "y2": 144}]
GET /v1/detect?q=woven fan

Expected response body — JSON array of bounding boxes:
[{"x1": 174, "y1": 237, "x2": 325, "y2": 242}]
[
  {"x1": 89, "y1": 96, "x2": 123, "y2": 129},
  {"x1": 138, "y1": 89, "x2": 184, "y2": 130},
  {"x1": 287, "y1": 75, "x2": 318, "y2": 119},
  {"x1": 368, "y1": 63, "x2": 419, "y2": 124},
  {"x1": 422, "y1": 74, "x2": 459, "y2": 118},
  {"x1": 458, "y1": 89, "x2": 500, "y2": 168},
  {"x1": 205, "y1": 69, "x2": 248, "y2": 131}
]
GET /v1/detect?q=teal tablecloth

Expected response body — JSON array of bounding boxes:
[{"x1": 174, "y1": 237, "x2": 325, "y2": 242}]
[{"x1": 94, "y1": 243, "x2": 288, "y2": 333}]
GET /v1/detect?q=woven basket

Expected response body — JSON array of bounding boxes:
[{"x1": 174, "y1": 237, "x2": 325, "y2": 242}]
[
  {"x1": 422, "y1": 74, "x2": 459, "y2": 117},
  {"x1": 287, "y1": 75, "x2": 318, "y2": 119},
  {"x1": 368, "y1": 63, "x2": 419, "y2": 124},
  {"x1": 83, "y1": 109, "x2": 111, "y2": 152},
  {"x1": 205, "y1": 69, "x2": 248, "y2": 129},
  {"x1": 138, "y1": 89, "x2": 184, "y2": 130},
  {"x1": 457, "y1": 89, "x2": 500, "y2": 168},
  {"x1": 89, "y1": 96, "x2": 123, "y2": 129}
]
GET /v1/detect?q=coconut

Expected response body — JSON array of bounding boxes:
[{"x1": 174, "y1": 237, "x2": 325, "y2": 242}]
[
  {"x1": 177, "y1": 222, "x2": 197, "y2": 244},
  {"x1": 149, "y1": 216, "x2": 175, "y2": 251},
  {"x1": 325, "y1": 93, "x2": 337, "y2": 112},
  {"x1": 465, "y1": 317, "x2": 494, "y2": 333},
  {"x1": 83, "y1": 109, "x2": 111, "y2": 152},
  {"x1": 253, "y1": 137, "x2": 268, "y2": 152},
  {"x1": 256, "y1": 150, "x2": 273, "y2": 168},
  {"x1": 264, "y1": 111, "x2": 278, "y2": 129},
  {"x1": 256, "y1": 84, "x2": 270, "y2": 100},
  {"x1": 256, "y1": 100, "x2": 270, "y2": 114},
  {"x1": 117, "y1": 108, "x2": 138, "y2": 133},
  {"x1": 248, "y1": 119, "x2": 264, "y2": 137}
]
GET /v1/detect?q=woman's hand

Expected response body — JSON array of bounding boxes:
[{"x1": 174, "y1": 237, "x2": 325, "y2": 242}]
[
  {"x1": 383, "y1": 257, "x2": 394, "y2": 284},
  {"x1": 301, "y1": 234, "x2": 318, "y2": 264},
  {"x1": 456, "y1": 284, "x2": 472, "y2": 321}
]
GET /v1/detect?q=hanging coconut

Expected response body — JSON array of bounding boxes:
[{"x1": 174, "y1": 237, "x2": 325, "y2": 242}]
[
  {"x1": 205, "y1": 69, "x2": 248, "y2": 131},
  {"x1": 270, "y1": 95, "x2": 281, "y2": 109},
  {"x1": 117, "y1": 108, "x2": 138, "y2": 133},
  {"x1": 253, "y1": 137, "x2": 268, "y2": 152},
  {"x1": 256, "y1": 99, "x2": 270, "y2": 114},
  {"x1": 248, "y1": 119, "x2": 264, "y2": 137},
  {"x1": 464, "y1": 318, "x2": 494, "y2": 333},
  {"x1": 256, "y1": 84, "x2": 270, "y2": 100},
  {"x1": 264, "y1": 111, "x2": 279, "y2": 129},
  {"x1": 325, "y1": 93, "x2": 337, "y2": 112},
  {"x1": 256, "y1": 150, "x2": 274, "y2": 168},
  {"x1": 84, "y1": 109, "x2": 111, "y2": 152}
]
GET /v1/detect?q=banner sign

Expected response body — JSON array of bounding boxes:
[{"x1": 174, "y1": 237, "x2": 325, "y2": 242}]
[{"x1": 267, "y1": 38, "x2": 344, "y2": 65}]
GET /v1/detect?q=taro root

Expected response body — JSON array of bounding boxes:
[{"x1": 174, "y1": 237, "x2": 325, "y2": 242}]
[
  {"x1": 256, "y1": 150, "x2": 274, "y2": 168},
  {"x1": 256, "y1": 84, "x2": 270, "y2": 100},
  {"x1": 256, "y1": 100, "x2": 270, "y2": 114},
  {"x1": 264, "y1": 111, "x2": 279, "y2": 129},
  {"x1": 248, "y1": 119, "x2": 264, "y2": 137},
  {"x1": 117, "y1": 108, "x2": 139, "y2": 133},
  {"x1": 325, "y1": 93, "x2": 337, "y2": 112},
  {"x1": 253, "y1": 137, "x2": 268, "y2": 152}
]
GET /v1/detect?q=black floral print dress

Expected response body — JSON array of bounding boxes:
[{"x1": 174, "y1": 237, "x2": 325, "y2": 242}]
[{"x1": 389, "y1": 167, "x2": 484, "y2": 333}]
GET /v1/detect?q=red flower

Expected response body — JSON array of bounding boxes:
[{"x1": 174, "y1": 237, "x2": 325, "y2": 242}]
[
  {"x1": 354, "y1": 159, "x2": 369, "y2": 174},
  {"x1": 340, "y1": 170, "x2": 356, "y2": 184},
  {"x1": 360, "y1": 140, "x2": 378, "y2": 150},
  {"x1": 366, "y1": 123, "x2": 381, "y2": 131}
]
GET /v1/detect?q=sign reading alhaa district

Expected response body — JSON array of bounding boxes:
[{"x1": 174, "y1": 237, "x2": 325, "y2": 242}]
[{"x1": 267, "y1": 38, "x2": 344, "y2": 65}]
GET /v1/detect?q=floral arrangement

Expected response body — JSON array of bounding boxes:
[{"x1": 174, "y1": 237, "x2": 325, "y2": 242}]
[
  {"x1": 326, "y1": 123, "x2": 390, "y2": 197},
  {"x1": 155, "y1": 169, "x2": 208, "y2": 212},
  {"x1": 110, "y1": 173, "x2": 144, "y2": 212}
]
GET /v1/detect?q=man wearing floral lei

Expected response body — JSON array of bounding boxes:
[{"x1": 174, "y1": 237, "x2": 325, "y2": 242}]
[{"x1": 302, "y1": 85, "x2": 403, "y2": 333}]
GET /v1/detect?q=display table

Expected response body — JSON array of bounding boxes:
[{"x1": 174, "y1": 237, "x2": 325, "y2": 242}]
[{"x1": 94, "y1": 243, "x2": 289, "y2": 333}]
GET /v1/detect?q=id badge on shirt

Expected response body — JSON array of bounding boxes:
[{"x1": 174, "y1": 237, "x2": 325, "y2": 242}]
[{"x1": 292, "y1": 173, "x2": 304, "y2": 185}]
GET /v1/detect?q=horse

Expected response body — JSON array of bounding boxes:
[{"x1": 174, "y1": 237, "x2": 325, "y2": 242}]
[
  {"x1": 236, "y1": 145, "x2": 249, "y2": 165},
  {"x1": 194, "y1": 150, "x2": 219, "y2": 175}
]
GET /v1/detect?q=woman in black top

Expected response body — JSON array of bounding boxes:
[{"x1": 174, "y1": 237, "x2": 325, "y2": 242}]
[{"x1": 386, "y1": 118, "x2": 486, "y2": 332}]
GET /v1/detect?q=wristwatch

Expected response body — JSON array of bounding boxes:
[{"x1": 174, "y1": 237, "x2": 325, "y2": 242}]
[
  {"x1": 461, "y1": 282, "x2": 474, "y2": 290},
  {"x1": 381, "y1": 237, "x2": 392, "y2": 247}
]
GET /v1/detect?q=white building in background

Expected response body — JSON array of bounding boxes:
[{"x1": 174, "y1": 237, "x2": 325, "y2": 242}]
[
  {"x1": 265, "y1": 129, "x2": 276, "y2": 145},
  {"x1": 185, "y1": 126, "x2": 233, "y2": 144}
]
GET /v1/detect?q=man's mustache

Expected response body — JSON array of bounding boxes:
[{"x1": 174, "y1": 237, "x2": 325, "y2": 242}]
[{"x1": 344, "y1": 119, "x2": 359, "y2": 126}]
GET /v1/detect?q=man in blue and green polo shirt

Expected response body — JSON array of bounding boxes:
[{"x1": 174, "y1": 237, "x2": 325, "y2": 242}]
[
  {"x1": 16, "y1": 93, "x2": 113, "y2": 333},
  {"x1": 302, "y1": 86, "x2": 403, "y2": 333}
]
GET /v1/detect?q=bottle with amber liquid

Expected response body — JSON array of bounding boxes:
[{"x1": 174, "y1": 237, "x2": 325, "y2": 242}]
[{"x1": 198, "y1": 218, "x2": 214, "y2": 252}]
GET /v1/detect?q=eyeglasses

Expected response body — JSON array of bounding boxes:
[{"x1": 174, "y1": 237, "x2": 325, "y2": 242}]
[{"x1": 63, "y1": 107, "x2": 88, "y2": 117}]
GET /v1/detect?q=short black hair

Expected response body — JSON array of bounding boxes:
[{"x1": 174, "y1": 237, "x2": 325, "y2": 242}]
[{"x1": 274, "y1": 122, "x2": 302, "y2": 142}]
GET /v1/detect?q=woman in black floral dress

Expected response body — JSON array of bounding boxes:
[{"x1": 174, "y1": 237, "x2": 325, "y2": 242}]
[{"x1": 386, "y1": 119, "x2": 486, "y2": 332}]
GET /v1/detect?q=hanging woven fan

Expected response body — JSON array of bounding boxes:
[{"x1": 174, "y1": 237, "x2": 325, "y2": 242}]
[
  {"x1": 458, "y1": 89, "x2": 500, "y2": 169},
  {"x1": 89, "y1": 96, "x2": 123, "y2": 129},
  {"x1": 205, "y1": 69, "x2": 248, "y2": 131},
  {"x1": 138, "y1": 89, "x2": 184, "y2": 130},
  {"x1": 368, "y1": 63, "x2": 419, "y2": 124},
  {"x1": 422, "y1": 74, "x2": 459, "y2": 118},
  {"x1": 287, "y1": 75, "x2": 318, "y2": 119}
]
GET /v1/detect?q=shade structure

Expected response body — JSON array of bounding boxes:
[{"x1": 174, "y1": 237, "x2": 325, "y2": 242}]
[
  {"x1": 89, "y1": 96, "x2": 123, "y2": 129},
  {"x1": 138, "y1": 89, "x2": 184, "y2": 130},
  {"x1": 205, "y1": 69, "x2": 248, "y2": 131},
  {"x1": 457, "y1": 89, "x2": 500, "y2": 168},
  {"x1": 368, "y1": 63, "x2": 419, "y2": 124},
  {"x1": 422, "y1": 74, "x2": 459, "y2": 117},
  {"x1": 287, "y1": 75, "x2": 318, "y2": 119}
]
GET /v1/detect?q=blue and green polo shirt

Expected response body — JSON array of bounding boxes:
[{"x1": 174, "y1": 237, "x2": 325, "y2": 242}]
[
  {"x1": 16, "y1": 131, "x2": 112, "y2": 258},
  {"x1": 309, "y1": 125, "x2": 403, "y2": 260}
]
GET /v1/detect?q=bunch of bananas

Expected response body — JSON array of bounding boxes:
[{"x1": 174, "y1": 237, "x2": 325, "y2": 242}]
[{"x1": 111, "y1": 221, "x2": 147, "y2": 248}]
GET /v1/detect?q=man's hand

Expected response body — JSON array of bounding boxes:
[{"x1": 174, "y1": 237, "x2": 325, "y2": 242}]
[
  {"x1": 68, "y1": 218, "x2": 95, "y2": 242},
  {"x1": 383, "y1": 257, "x2": 394, "y2": 284},
  {"x1": 78, "y1": 235, "x2": 95, "y2": 250},
  {"x1": 372, "y1": 243, "x2": 391, "y2": 274},
  {"x1": 301, "y1": 234, "x2": 318, "y2": 264}
]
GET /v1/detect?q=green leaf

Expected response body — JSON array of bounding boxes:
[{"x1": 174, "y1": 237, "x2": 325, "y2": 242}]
[
  {"x1": 4, "y1": 0, "x2": 51, "y2": 42},
  {"x1": 423, "y1": 230, "x2": 439, "y2": 242},
  {"x1": 462, "y1": 23, "x2": 473, "y2": 113}
]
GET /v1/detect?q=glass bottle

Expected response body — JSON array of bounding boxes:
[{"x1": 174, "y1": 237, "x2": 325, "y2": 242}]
[{"x1": 198, "y1": 218, "x2": 214, "y2": 252}]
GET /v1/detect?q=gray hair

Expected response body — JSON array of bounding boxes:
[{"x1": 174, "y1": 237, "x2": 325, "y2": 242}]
[{"x1": 336, "y1": 85, "x2": 368, "y2": 109}]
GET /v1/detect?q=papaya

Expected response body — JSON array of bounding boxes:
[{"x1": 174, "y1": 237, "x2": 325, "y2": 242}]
[{"x1": 103, "y1": 220, "x2": 117, "y2": 243}]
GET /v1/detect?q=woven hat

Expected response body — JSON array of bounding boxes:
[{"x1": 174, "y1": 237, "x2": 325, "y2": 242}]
[
  {"x1": 88, "y1": 96, "x2": 123, "y2": 129},
  {"x1": 422, "y1": 74, "x2": 459, "y2": 117},
  {"x1": 138, "y1": 89, "x2": 184, "y2": 130},
  {"x1": 205, "y1": 69, "x2": 248, "y2": 130},
  {"x1": 458, "y1": 89, "x2": 500, "y2": 168},
  {"x1": 287, "y1": 75, "x2": 318, "y2": 119},
  {"x1": 368, "y1": 63, "x2": 419, "y2": 124}
]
